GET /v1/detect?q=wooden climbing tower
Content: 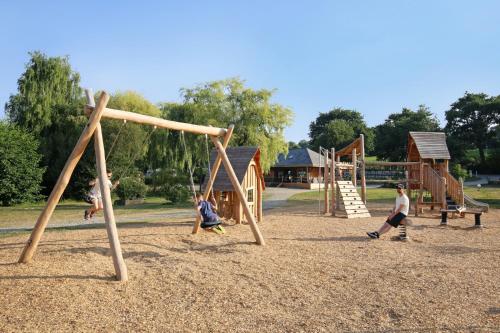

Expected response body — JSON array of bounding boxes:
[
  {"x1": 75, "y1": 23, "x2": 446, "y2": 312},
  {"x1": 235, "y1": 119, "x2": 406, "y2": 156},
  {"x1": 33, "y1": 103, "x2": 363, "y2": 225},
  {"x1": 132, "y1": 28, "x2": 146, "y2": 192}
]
[
  {"x1": 318, "y1": 134, "x2": 370, "y2": 218},
  {"x1": 336, "y1": 181, "x2": 371, "y2": 218}
]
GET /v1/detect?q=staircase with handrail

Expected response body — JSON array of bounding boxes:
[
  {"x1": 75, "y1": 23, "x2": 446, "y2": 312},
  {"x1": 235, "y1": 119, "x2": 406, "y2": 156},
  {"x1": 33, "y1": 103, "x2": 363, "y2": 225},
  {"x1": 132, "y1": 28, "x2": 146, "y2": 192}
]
[{"x1": 420, "y1": 165, "x2": 488, "y2": 213}]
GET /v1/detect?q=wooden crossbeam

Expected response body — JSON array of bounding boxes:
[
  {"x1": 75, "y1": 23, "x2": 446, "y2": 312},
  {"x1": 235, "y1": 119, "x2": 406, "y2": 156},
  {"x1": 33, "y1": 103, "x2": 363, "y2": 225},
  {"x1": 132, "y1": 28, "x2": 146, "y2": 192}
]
[{"x1": 85, "y1": 105, "x2": 227, "y2": 137}]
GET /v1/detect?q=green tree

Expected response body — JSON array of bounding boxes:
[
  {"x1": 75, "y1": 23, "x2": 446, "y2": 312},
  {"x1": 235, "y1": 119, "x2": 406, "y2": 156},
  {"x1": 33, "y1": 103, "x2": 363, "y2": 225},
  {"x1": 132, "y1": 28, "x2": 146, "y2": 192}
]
[
  {"x1": 159, "y1": 78, "x2": 293, "y2": 174},
  {"x1": 308, "y1": 108, "x2": 374, "y2": 152},
  {"x1": 0, "y1": 123, "x2": 45, "y2": 206},
  {"x1": 5, "y1": 51, "x2": 82, "y2": 135},
  {"x1": 103, "y1": 91, "x2": 161, "y2": 179},
  {"x1": 5, "y1": 52, "x2": 87, "y2": 196},
  {"x1": 298, "y1": 139, "x2": 309, "y2": 148},
  {"x1": 314, "y1": 119, "x2": 355, "y2": 150},
  {"x1": 374, "y1": 105, "x2": 441, "y2": 161},
  {"x1": 445, "y1": 92, "x2": 500, "y2": 167}
]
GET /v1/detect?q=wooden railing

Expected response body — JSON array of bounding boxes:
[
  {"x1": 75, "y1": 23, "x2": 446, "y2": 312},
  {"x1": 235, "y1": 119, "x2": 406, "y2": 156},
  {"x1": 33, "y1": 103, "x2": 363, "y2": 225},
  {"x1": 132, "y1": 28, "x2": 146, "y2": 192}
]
[
  {"x1": 422, "y1": 164, "x2": 446, "y2": 208},
  {"x1": 443, "y1": 170, "x2": 464, "y2": 206}
]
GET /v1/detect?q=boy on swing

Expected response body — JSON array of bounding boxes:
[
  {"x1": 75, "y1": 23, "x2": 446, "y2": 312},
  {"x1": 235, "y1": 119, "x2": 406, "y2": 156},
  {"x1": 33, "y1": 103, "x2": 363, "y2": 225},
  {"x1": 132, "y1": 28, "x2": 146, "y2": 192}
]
[
  {"x1": 196, "y1": 192, "x2": 225, "y2": 234},
  {"x1": 84, "y1": 170, "x2": 120, "y2": 221}
]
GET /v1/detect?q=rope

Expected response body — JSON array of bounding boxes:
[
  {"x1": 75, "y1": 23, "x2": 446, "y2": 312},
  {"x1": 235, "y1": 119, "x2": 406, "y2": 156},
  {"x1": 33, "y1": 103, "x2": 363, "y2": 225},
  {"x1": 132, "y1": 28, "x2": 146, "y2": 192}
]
[
  {"x1": 204, "y1": 134, "x2": 215, "y2": 200},
  {"x1": 180, "y1": 131, "x2": 197, "y2": 199},
  {"x1": 116, "y1": 126, "x2": 156, "y2": 181},
  {"x1": 105, "y1": 120, "x2": 127, "y2": 161}
]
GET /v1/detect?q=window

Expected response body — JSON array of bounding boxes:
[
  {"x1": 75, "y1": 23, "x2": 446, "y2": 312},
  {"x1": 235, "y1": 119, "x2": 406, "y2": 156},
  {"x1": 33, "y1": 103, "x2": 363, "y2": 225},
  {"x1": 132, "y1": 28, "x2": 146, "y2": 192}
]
[{"x1": 247, "y1": 188, "x2": 254, "y2": 202}]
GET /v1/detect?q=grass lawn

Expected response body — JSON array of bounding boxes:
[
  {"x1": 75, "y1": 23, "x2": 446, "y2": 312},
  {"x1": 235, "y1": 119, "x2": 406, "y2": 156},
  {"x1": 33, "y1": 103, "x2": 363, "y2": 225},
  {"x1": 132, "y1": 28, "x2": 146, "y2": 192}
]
[
  {"x1": 463, "y1": 185, "x2": 500, "y2": 208},
  {"x1": 0, "y1": 196, "x2": 192, "y2": 229},
  {"x1": 288, "y1": 187, "x2": 395, "y2": 202},
  {"x1": 288, "y1": 186, "x2": 500, "y2": 208}
]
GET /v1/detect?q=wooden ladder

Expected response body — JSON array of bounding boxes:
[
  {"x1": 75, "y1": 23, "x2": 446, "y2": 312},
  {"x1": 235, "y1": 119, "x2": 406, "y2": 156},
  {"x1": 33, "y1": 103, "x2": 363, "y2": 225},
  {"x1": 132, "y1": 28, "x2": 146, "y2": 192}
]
[{"x1": 337, "y1": 181, "x2": 371, "y2": 218}]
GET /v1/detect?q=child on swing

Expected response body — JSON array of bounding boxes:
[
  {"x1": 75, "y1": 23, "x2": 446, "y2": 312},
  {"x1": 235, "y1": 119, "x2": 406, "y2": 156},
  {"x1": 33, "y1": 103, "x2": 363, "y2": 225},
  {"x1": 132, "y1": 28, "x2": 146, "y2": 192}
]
[
  {"x1": 196, "y1": 192, "x2": 225, "y2": 234},
  {"x1": 84, "y1": 170, "x2": 120, "y2": 221}
]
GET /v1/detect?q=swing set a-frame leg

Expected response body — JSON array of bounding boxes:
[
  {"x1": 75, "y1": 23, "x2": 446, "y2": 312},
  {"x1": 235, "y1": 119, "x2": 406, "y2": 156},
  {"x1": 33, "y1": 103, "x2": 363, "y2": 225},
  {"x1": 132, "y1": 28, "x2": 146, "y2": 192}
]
[
  {"x1": 87, "y1": 90, "x2": 128, "y2": 281},
  {"x1": 18, "y1": 92, "x2": 110, "y2": 264},
  {"x1": 192, "y1": 125, "x2": 234, "y2": 234},
  {"x1": 93, "y1": 122, "x2": 128, "y2": 281}
]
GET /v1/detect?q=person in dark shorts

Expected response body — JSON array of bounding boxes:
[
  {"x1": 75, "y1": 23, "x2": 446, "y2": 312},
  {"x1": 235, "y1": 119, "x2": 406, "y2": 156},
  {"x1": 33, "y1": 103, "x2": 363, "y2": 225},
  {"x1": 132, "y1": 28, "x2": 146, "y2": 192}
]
[
  {"x1": 367, "y1": 184, "x2": 412, "y2": 239},
  {"x1": 196, "y1": 192, "x2": 225, "y2": 234}
]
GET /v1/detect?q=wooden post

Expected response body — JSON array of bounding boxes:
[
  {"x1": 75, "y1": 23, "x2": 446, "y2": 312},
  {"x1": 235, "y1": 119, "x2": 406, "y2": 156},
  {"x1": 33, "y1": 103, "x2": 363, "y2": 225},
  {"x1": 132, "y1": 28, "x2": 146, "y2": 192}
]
[
  {"x1": 360, "y1": 134, "x2": 367, "y2": 204},
  {"x1": 94, "y1": 123, "x2": 128, "y2": 281},
  {"x1": 210, "y1": 136, "x2": 265, "y2": 245},
  {"x1": 19, "y1": 92, "x2": 110, "y2": 263},
  {"x1": 87, "y1": 90, "x2": 128, "y2": 282},
  {"x1": 336, "y1": 155, "x2": 340, "y2": 209},
  {"x1": 417, "y1": 161, "x2": 424, "y2": 216},
  {"x1": 257, "y1": 176, "x2": 263, "y2": 222},
  {"x1": 352, "y1": 148, "x2": 357, "y2": 188},
  {"x1": 323, "y1": 149, "x2": 329, "y2": 214},
  {"x1": 459, "y1": 177, "x2": 464, "y2": 207},
  {"x1": 405, "y1": 170, "x2": 411, "y2": 213},
  {"x1": 192, "y1": 125, "x2": 234, "y2": 234},
  {"x1": 331, "y1": 148, "x2": 336, "y2": 216},
  {"x1": 441, "y1": 176, "x2": 447, "y2": 209}
]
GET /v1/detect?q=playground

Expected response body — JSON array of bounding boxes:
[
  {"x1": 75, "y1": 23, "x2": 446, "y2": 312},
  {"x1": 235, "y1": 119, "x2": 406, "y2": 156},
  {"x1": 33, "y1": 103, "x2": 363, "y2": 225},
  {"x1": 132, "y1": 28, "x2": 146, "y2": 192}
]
[
  {"x1": 1, "y1": 90, "x2": 499, "y2": 332},
  {"x1": 0, "y1": 198, "x2": 499, "y2": 332}
]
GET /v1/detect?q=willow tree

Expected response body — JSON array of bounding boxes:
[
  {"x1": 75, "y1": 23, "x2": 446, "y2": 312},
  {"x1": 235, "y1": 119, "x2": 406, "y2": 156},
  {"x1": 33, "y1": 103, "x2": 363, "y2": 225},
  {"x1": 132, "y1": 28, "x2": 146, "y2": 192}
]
[
  {"x1": 5, "y1": 52, "x2": 85, "y2": 196},
  {"x1": 103, "y1": 91, "x2": 161, "y2": 179},
  {"x1": 5, "y1": 51, "x2": 82, "y2": 135},
  {"x1": 159, "y1": 78, "x2": 294, "y2": 174}
]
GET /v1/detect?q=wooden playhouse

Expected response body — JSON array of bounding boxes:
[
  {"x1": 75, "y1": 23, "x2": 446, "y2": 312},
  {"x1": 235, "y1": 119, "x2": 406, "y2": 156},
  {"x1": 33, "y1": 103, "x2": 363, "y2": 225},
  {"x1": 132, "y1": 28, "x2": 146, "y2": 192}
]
[{"x1": 203, "y1": 146, "x2": 265, "y2": 223}]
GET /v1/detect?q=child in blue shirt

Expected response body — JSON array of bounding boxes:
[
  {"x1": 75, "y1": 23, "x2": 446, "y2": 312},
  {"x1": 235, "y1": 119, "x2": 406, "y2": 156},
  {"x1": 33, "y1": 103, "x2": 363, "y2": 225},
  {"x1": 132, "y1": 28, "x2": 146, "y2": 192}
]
[{"x1": 196, "y1": 192, "x2": 225, "y2": 234}]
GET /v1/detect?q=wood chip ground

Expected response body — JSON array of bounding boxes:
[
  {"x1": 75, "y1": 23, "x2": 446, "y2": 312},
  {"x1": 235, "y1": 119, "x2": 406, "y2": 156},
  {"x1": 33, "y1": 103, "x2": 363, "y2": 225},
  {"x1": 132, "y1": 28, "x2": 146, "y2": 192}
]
[{"x1": 1, "y1": 203, "x2": 499, "y2": 332}]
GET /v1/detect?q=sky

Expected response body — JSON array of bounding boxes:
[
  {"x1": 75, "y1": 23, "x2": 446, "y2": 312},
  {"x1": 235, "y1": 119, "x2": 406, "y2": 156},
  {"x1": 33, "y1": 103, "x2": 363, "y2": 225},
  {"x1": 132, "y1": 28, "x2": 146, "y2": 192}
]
[{"x1": 1, "y1": 0, "x2": 499, "y2": 142}]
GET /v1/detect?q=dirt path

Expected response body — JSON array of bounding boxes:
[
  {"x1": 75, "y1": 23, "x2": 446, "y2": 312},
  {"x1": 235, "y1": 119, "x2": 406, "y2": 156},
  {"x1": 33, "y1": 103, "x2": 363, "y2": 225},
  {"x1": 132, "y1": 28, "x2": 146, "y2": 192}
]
[{"x1": 263, "y1": 187, "x2": 310, "y2": 210}]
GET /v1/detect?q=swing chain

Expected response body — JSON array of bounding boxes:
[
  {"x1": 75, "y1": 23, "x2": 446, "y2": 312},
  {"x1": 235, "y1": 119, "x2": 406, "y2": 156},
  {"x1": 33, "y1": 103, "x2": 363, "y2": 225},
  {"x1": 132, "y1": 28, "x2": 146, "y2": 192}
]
[
  {"x1": 116, "y1": 125, "x2": 156, "y2": 181},
  {"x1": 180, "y1": 131, "x2": 197, "y2": 200},
  {"x1": 105, "y1": 119, "x2": 127, "y2": 162},
  {"x1": 205, "y1": 134, "x2": 215, "y2": 201}
]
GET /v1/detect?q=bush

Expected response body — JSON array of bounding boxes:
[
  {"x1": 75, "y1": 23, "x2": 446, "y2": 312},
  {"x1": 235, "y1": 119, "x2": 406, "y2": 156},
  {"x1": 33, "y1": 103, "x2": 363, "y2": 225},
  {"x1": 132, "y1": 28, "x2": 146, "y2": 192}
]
[
  {"x1": 152, "y1": 168, "x2": 192, "y2": 203},
  {"x1": 451, "y1": 163, "x2": 468, "y2": 181},
  {"x1": 115, "y1": 177, "x2": 148, "y2": 201},
  {"x1": 0, "y1": 123, "x2": 45, "y2": 206},
  {"x1": 163, "y1": 184, "x2": 191, "y2": 203}
]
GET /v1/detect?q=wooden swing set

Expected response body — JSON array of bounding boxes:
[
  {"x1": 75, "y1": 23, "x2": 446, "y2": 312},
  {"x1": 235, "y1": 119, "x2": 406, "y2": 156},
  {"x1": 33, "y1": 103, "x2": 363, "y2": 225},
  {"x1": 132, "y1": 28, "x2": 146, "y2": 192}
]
[{"x1": 18, "y1": 90, "x2": 265, "y2": 282}]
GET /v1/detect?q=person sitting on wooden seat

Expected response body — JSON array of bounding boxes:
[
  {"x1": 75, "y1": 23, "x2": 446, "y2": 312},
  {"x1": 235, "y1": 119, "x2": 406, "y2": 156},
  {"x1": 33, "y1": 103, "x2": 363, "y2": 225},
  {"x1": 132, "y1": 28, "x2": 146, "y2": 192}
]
[
  {"x1": 367, "y1": 184, "x2": 412, "y2": 239},
  {"x1": 196, "y1": 192, "x2": 225, "y2": 234}
]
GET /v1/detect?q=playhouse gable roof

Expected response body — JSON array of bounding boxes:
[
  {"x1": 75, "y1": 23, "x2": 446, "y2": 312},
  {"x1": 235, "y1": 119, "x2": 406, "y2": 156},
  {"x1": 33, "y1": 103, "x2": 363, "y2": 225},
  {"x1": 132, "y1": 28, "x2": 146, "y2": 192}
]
[
  {"x1": 202, "y1": 146, "x2": 265, "y2": 192},
  {"x1": 408, "y1": 132, "x2": 451, "y2": 160}
]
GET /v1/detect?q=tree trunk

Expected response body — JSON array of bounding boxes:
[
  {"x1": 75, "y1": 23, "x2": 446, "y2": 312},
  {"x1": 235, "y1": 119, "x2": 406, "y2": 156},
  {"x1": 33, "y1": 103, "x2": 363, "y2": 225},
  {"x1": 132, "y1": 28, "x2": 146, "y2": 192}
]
[{"x1": 478, "y1": 146, "x2": 486, "y2": 166}]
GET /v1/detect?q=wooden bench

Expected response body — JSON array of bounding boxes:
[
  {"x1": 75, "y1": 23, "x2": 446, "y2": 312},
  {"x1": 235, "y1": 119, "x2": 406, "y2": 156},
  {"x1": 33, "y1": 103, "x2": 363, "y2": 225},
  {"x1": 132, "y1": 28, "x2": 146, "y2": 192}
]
[{"x1": 440, "y1": 209, "x2": 483, "y2": 228}]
